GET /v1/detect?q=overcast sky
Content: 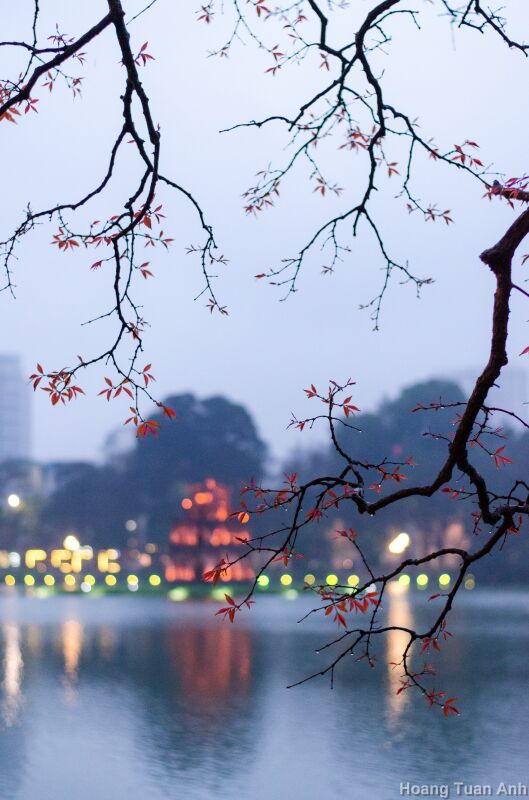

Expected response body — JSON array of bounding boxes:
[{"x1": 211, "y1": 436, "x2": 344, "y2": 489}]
[{"x1": 2, "y1": 0, "x2": 528, "y2": 464}]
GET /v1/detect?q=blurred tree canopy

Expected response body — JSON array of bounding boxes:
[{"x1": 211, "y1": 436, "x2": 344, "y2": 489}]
[
  {"x1": 43, "y1": 394, "x2": 267, "y2": 546},
  {"x1": 283, "y1": 380, "x2": 529, "y2": 581}
]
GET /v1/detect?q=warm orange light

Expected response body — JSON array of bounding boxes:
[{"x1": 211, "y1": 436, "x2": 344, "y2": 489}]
[
  {"x1": 170, "y1": 525, "x2": 198, "y2": 546},
  {"x1": 165, "y1": 564, "x2": 195, "y2": 582},
  {"x1": 181, "y1": 498, "x2": 193, "y2": 510},
  {"x1": 194, "y1": 491, "x2": 214, "y2": 505},
  {"x1": 205, "y1": 478, "x2": 217, "y2": 489}
]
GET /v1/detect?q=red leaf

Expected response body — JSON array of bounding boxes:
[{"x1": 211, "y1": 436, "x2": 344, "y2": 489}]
[{"x1": 443, "y1": 698, "x2": 460, "y2": 717}]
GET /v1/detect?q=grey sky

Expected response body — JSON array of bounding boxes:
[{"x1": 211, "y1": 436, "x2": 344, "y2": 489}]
[{"x1": 2, "y1": 0, "x2": 528, "y2": 463}]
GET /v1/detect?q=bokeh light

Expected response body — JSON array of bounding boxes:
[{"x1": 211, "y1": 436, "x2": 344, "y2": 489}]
[
  {"x1": 63, "y1": 534, "x2": 80, "y2": 551},
  {"x1": 388, "y1": 532, "x2": 410, "y2": 554},
  {"x1": 7, "y1": 494, "x2": 20, "y2": 509}
]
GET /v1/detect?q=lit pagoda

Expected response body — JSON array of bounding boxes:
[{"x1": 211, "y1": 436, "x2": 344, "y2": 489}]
[{"x1": 165, "y1": 478, "x2": 254, "y2": 583}]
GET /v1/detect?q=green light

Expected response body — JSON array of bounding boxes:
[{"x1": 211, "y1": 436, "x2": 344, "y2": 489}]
[
  {"x1": 280, "y1": 574, "x2": 292, "y2": 586},
  {"x1": 284, "y1": 589, "x2": 298, "y2": 600},
  {"x1": 326, "y1": 574, "x2": 339, "y2": 586},
  {"x1": 439, "y1": 573, "x2": 451, "y2": 587},
  {"x1": 168, "y1": 587, "x2": 189, "y2": 602},
  {"x1": 416, "y1": 573, "x2": 428, "y2": 588},
  {"x1": 211, "y1": 586, "x2": 231, "y2": 601},
  {"x1": 398, "y1": 574, "x2": 410, "y2": 587},
  {"x1": 257, "y1": 574, "x2": 270, "y2": 588}
]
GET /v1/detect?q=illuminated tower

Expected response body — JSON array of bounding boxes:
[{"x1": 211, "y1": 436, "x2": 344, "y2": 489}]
[
  {"x1": 0, "y1": 355, "x2": 31, "y2": 462},
  {"x1": 166, "y1": 478, "x2": 254, "y2": 583}
]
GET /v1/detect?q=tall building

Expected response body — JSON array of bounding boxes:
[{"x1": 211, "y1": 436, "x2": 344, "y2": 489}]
[{"x1": 0, "y1": 355, "x2": 31, "y2": 462}]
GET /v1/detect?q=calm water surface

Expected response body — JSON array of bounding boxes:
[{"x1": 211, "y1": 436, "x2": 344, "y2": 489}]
[{"x1": 0, "y1": 590, "x2": 527, "y2": 800}]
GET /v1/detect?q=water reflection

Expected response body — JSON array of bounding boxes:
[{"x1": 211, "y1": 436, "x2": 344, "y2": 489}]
[
  {"x1": 385, "y1": 585, "x2": 414, "y2": 727},
  {"x1": 97, "y1": 625, "x2": 116, "y2": 661},
  {"x1": 0, "y1": 595, "x2": 523, "y2": 800},
  {"x1": 61, "y1": 619, "x2": 84, "y2": 705},
  {"x1": 2, "y1": 623, "x2": 23, "y2": 725},
  {"x1": 26, "y1": 624, "x2": 41, "y2": 657},
  {"x1": 171, "y1": 626, "x2": 252, "y2": 709},
  {"x1": 62, "y1": 619, "x2": 84, "y2": 682}
]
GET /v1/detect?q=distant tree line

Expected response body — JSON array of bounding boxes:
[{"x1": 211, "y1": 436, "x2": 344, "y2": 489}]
[{"x1": 31, "y1": 381, "x2": 528, "y2": 582}]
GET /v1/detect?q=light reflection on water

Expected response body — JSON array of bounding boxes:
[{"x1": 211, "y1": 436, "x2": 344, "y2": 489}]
[
  {"x1": 0, "y1": 591, "x2": 526, "y2": 800},
  {"x1": 385, "y1": 587, "x2": 413, "y2": 726},
  {"x1": 2, "y1": 624, "x2": 23, "y2": 726}
]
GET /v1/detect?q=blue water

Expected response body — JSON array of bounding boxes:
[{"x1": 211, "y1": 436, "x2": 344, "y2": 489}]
[{"x1": 0, "y1": 590, "x2": 527, "y2": 799}]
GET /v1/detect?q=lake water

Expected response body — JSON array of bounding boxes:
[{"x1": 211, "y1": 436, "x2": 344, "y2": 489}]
[{"x1": 0, "y1": 590, "x2": 527, "y2": 800}]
